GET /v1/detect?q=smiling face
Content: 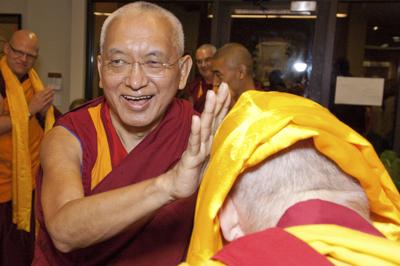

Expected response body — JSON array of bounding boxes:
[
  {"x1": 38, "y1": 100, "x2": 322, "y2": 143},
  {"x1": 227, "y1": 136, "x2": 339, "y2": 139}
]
[
  {"x1": 4, "y1": 31, "x2": 38, "y2": 79},
  {"x1": 212, "y1": 57, "x2": 241, "y2": 103},
  {"x1": 195, "y1": 47, "x2": 215, "y2": 83},
  {"x1": 98, "y1": 12, "x2": 192, "y2": 133}
]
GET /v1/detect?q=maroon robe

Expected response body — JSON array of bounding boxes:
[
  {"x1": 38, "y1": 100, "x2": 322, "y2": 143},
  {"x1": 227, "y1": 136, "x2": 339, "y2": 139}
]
[
  {"x1": 186, "y1": 76, "x2": 213, "y2": 113},
  {"x1": 33, "y1": 97, "x2": 196, "y2": 266},
  {"x1": 213, "y1": 200, "x2": 382, "y2": 266}
]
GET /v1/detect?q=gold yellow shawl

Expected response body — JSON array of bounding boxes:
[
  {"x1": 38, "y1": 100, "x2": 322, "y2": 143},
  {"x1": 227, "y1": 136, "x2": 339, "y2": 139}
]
[
  {"x1": 0, "y1": 56, "x2": 55, "y2": 232},
  {"x1": 184, "y1": 90, "x2": 400, "y2": 265}
]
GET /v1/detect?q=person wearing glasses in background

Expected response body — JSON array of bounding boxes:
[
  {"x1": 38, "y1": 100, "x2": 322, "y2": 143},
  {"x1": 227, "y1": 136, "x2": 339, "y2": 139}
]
[
  {"x1": 34, "y1": 2, "x2": 230, "y2": 265},
  {"x1": 185, "y1": 43, "x2": 216, "y2": 113},
  {"x1": 0, "y1": 29, "x2": 55, "y2": 266}
]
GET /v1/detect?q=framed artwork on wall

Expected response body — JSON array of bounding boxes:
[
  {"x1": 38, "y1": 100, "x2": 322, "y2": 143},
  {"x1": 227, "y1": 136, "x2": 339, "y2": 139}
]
[{"x1": 0, "y1": 14, "x2": 21, "y2": 57}]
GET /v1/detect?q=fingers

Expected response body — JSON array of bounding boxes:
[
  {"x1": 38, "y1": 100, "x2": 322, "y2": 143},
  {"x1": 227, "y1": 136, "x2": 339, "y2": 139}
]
[
  {"x1": 214, "y1": 82, "x2": 230, "y2": 115},
  {"x1": 187, "y1": 115, "x2": 201, "y2": 155},
  {"x1": 214, "y1": 82, "x2": 231, "y2": 127},
  {"x1": 200, "y1": 90, "x2": 216, "y2": 142},
  {"x1": 40, "y1": 88, "x2": 55, "y2": 105}
]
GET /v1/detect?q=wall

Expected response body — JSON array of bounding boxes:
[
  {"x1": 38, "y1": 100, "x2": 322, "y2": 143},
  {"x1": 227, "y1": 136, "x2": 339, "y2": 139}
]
[{"x1": 0, "y1": 0, "x2": 86, "y2": 113}]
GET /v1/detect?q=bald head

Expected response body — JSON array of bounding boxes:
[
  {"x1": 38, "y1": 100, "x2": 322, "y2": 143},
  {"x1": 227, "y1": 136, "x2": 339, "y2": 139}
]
[
  {"x1": 196, "y1": 44, "x2": 216, "y2": 54},
  {"x1": 212, "y1": 43, "x2": 255, "y2": 105},
  {"x1": 214, "y1": 43, "x2": 253, "y2": 75},
  {"x1": 100, "y1": 1, "x2": 184, "y2": 56},
  {"x1": 4, "y1": 29, "x2": 39, "y2": 78},
  {"x1": 195, "y1": 43, "x2": 216, "y2": 83},
  {"x1": 10, "y1": 29, "x2": 39, "y2": 49}
]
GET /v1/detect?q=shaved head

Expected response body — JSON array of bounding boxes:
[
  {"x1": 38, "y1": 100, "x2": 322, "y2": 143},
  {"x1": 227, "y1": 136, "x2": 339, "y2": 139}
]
[
  {"x1": 213, "y1": 43, "x2": 253, "y2": 75},
  {"x1": 196, "y1": 43, "x2": 216, "y2": 55},
  {"x1": 10, "y1": 29, "x2": 39, "y2": 49},
  {"x1": 195, "y1": 43, "x2": 216, "y2": 82},
  {"x1": 4, "y1": 29, "x2": 39, "y2": 78},
  {"x1": 212, "y1": 43, "x2": 255, "y2": 104}
]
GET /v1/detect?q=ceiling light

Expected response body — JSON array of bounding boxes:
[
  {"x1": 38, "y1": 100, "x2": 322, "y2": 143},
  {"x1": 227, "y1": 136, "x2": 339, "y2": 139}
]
[
  {"x1": 373, "y1": 26, "x2": 379, "y2": 31},
  {"x1": 293, "y1": 61, "x2": 308, "y2": 72},
  {"x1": 290, "y1": 1, "x2": 317, "y2": 12},
  {"x1": 336, "y1": 13, "x2": 347, "y2": 18},
  {"x1": 94, "y1": 12, "x2": 111, "y2": 16},
  {"x1": 231, "y1": 14, "x2": 267, "y2": 19},
  {"x1": 393, "y1": 36, "x2": 400, "y2": 42}
]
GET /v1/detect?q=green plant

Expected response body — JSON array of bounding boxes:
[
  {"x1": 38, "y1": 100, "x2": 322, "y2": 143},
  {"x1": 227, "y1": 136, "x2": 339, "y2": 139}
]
[{"x1": 380, "y1": 150, "x2": 400, "y2": 192}]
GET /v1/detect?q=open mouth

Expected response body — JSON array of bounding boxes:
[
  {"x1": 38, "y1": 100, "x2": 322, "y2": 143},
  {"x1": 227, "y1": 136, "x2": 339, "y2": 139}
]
[{"x1": 122, "y1": 95, "x2": 153, "y2": 101}]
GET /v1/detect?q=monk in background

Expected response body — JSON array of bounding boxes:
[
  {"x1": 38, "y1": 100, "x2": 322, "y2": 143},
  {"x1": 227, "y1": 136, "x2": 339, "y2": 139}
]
[
  {"x1": 186, "y1": 43, "x2": 216, "y2": 112},
  {"x1": 212, "y1": 42, "x2": 262, "y2": 107},
  {"x1": 33, "y1": 2, "x2": 229, "y2": 265},
  {"x1": 0, "y1": 29, "x2": 55, "y2": 266}
]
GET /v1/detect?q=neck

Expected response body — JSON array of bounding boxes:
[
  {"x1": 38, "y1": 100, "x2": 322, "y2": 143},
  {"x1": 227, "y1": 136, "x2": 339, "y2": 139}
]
[
  {"x1": 109, "y1": 111, "x2": 159, "y2": 153},
  {"x1": 242, "y1": 78, "x2": 255, "y2": 92}
]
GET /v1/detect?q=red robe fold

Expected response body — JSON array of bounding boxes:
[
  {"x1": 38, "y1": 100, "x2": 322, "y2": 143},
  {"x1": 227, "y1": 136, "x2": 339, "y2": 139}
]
[
  {"x1": 213, "y1": 200, "x2": 383, "y2": 266},
  {"x1": 186, "y1": 76, "x2": 214, "y2": 113},
  {"x1": 34, "y1": 97, "x2": 196, "y2": 266}
]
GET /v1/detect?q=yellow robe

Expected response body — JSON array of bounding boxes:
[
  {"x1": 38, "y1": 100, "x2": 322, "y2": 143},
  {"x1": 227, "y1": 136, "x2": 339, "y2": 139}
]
[{"x1": 0, "y1": 56, "x2": 55, "y2": 232}]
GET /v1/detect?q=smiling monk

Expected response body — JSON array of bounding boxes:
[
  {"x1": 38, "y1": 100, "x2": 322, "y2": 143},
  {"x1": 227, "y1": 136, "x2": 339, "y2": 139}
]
[{"x1": 33, "y1": 2, "x2": 230, "y2": 265}]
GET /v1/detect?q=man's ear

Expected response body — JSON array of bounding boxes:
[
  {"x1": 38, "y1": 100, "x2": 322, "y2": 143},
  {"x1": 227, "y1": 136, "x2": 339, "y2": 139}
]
[
  {"x1": 238, "y1": 64, "x2": 246, "y2": 80},
  {"x1": 219, "y1": 196, "x2": 245, "y2": 242},
  {"x1": 97, "y1": 55, "x2": 104, "y2": 89},
  {"x1": 178, "y1": 54, "x2": 193, "y2": 90},
  {"x1": 3, "y1": 42, "x2": 10, "y2": 55}
]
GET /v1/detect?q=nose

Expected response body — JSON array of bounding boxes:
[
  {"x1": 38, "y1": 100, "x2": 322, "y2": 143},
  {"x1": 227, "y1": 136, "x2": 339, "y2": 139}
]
[
  {"x1": 124, "y1": 62, "x2": 149, "y2": 91},
  {"x1": 200, "y1": 60, "x2": 208, "y2": 68},
  {"x1": 20, "y1": 54, "x2": 28, "y2": 62}
]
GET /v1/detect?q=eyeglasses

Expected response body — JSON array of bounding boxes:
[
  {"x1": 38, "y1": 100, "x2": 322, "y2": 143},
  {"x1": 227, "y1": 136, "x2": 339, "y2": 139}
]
[
  {"x1": 104, "y1": 57, "x2": 181, "y2": 78},
  {"x1": 196, "y1": 57, "x2": 212, "y2": 65},
  {"x1": 8, "y1": 43, "x2": 38, "y2": 61}
]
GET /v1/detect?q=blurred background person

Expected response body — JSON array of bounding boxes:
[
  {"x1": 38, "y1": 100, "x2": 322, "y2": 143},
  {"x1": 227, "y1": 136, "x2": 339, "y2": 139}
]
[
  {"x1": 185, "y1": 43, "x2": 216, "y2": 112},
  {"x1": 267, "y1": 69, "x2": 287, "y2": 92},
  {"x1": 212, "y1": 42, "x2": 261, "y2": 107},
  {"x1": 0, "y1": 29, "x2": 55, "y2": 266}
]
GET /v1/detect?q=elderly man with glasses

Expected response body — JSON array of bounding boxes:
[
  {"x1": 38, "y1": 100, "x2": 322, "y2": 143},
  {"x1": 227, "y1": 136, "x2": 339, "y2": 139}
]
[
  {"x1": 185, "y1": 43, "x2": 217, "y2": 113},
  {"x1": 0, "y1": 29, "x2": 55, "y2": 265},
  {"x1": 34, "y1": 2, "x2": 230, "y2": 265}
]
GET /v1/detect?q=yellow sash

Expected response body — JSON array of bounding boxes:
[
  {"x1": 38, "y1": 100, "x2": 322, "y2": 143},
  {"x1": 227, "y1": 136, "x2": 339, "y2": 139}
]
[
  {"x1": 286, "y1": 225, "x2": 400, "y2": 266},
  {"x1": 184, "y1": 91, "x2": 400, "y2": 265},
  {"x1": 0, "y1": 56, "x2": 55, "y2": 232},
  {"x1": 197, "y1": 81, "x2": 204, "y2": 99},
  {"x1": 88, "y1": 103, "x2": 112, "y2": 189}
]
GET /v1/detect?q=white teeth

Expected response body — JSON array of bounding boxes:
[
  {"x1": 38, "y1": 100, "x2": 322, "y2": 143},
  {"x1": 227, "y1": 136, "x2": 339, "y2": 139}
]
[{"x1": 123, "y1": 95, "x2": 152, "y2": 101}]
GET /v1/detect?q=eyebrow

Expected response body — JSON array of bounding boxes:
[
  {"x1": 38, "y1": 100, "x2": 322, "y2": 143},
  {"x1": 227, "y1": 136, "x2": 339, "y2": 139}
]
[
  {"x1": 106, "y1": 48, "x2": 126, "y2": 56},
  {"x1": 105, "y1": 48, "x2": 167, "y2": 59}
]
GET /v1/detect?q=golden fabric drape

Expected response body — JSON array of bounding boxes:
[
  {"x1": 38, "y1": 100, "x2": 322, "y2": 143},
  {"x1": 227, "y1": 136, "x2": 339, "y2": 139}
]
[
  {"x1": 184, "y1": 91, "x2": 400, "y2": 265},
  {"x1": 0, "y1": 56, "x2": 55, "y2": 232}
]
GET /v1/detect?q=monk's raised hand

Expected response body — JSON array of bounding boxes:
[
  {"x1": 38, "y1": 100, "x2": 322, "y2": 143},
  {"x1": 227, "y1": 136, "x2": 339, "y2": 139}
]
[
  {"x1": 166, "y1": 90, "x2": 217, "y2": 199},
  {"x1": 213, "y1": 82, "x2": 231, "y2": 134}
]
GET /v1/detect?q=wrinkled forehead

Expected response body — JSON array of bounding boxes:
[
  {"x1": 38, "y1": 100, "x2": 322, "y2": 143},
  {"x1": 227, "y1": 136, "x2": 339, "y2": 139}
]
[{"x1": 103, "y1": 12, "x2": 177, "y2": 58}]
